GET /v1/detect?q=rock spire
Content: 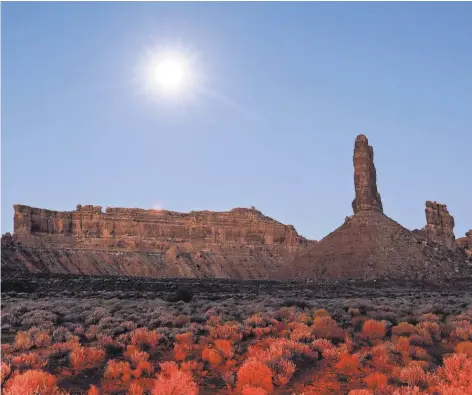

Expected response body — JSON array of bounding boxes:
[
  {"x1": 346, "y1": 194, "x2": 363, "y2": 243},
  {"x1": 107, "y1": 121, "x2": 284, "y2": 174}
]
[{"x1": 352, "y1": 135, "x2": 383, "y2": 214}]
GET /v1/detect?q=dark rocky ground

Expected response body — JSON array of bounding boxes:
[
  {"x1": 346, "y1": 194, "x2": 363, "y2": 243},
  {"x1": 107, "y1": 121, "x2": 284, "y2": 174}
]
[
  {"x1": 3, "y1": 271, "x2": 472, "y2": 298},
  {"x1": 2, "y1": 272, "x2": 472, "y2": 327}
]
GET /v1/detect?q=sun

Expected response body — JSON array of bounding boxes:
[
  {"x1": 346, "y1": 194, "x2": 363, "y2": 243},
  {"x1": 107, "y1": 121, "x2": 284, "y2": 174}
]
[
  {"x1": 154, "y1": 57, "x2": 186, "y2": 91},
  {"x1": 136, "y1": 44, "x2": 201, "y2": 103}
]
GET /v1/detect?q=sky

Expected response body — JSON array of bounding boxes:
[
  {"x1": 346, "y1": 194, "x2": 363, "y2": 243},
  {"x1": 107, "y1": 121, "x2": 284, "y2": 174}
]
[{"x1": 1, "y1": 2, "x2": 471, "y2": 240}]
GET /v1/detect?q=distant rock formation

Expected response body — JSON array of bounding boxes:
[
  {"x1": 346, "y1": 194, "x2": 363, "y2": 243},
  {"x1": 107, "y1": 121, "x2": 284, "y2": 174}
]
[
  {"x1": 352, "y1": 135, "x2": 383, "y2": 214},
  {"x1": 457, "y1": 230, "x2": 472, "y2": 258},
  {"x1": 4, "y1": 204, "x2": 312, "y2": 279},
  {"x1": 12, "y1": 204, "x2": 308, "y2": 251},
  {"x1": 3, "y1": 134, "x2": 470, "y2": 281},
  {"x1": 457, "y1": 230, "x2": 472, "y2": 248},
  {"x1": 292, "y1": 135, "x2": 471, "y2": 280},
  {"x1": 424, "y1": 201, "x2": 456, "y2": 250},
  {"x1": 1, "y1": 232, "x2": 13, "y2": 247}
]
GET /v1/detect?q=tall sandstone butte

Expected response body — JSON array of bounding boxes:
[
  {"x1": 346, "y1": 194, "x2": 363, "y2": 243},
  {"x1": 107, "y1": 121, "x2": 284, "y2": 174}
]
[
  {"x1": 292, "y1": 134, "x2": 471, "y2": 280},
  {"x1": 424, "y1": 201, "x2": 456, "y2": 250},
  {"x1": 352, "y1": 134, "x2": 383, "y2": 214}
]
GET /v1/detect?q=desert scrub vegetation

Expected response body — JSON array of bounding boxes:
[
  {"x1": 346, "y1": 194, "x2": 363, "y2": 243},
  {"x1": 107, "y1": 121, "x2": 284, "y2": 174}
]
[{"x1": 2, "y1": 277, "x2": 472, "y2": 393}]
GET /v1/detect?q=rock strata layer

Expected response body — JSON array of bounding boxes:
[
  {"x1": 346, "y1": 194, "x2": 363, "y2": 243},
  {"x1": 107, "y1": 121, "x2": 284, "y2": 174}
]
[{"x1": 13, "y1": 204, "x2": 308, "y2": 251}]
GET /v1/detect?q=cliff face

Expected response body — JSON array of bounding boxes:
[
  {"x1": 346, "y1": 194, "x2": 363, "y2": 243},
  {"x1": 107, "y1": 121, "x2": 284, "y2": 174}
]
[
  {"x1": 13, "y1": 204, "x2": 307, "y2": 251},
  {"x1": 5, "y1": 205, "x2": 311, "y2": 279},
  {"x1": 424, "y1": 201, "x2": 456, "y2": 250}
]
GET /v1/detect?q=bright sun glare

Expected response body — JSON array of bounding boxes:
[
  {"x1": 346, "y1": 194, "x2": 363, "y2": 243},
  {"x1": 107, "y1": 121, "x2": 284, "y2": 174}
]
[
  {"x1": 138, "y1": 45, "x2": 200, "y2": 103},
  {"x1": 153, "y1": 56, "x2": 188, "y2": 93}
]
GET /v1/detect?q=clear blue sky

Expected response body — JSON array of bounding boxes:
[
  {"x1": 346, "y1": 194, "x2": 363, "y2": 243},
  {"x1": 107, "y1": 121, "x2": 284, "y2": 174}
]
[{"x1": 2, "y1": 2, "x2": 471, "y2": 240}]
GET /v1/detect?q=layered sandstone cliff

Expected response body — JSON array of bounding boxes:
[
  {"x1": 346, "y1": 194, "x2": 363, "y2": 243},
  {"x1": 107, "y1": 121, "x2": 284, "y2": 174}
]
[
  {"x1": 13, "y1": 204, "x2": 308, "y2": 251},
  {"x1": 4, "y1": 205, "x2": 312, "y2": 279}
]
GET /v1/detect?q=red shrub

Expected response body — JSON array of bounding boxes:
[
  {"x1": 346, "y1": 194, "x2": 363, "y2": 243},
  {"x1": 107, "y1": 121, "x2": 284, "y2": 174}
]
[
  {"x1": 125, "y1": 345, "x2": 150, "y2": 366},
  {"x1": 289, "y1": 322, "x2": 313, "y2": 342},
  {"x1": 3, "y1": 369, "x2": 59, "y2": 395},
  {"x1": 274, "y1": 359, "x2": 296, "y2": 386},
  {"x1": 87, "y1": 385, "x2": 100, "y2": 395},
  {"x1": 201, "y1": 347, "x2": 223, "y2": 367},
  {"x1": 411, "y1": 346, "x2": 431, "y2": 361},
  {"x1": 364, "y1": 372, "x2": 388, "y2": 389},
  {"x1": 174, "y1": 343, "x2": 193, "y2": 361},
  {"x1": 277, "y1": 307, "x2": 296, "y2": 321},
  {"x1": 392, "y1": 322, "x2": 416, "y2": 337},
  {"x1": 11, "y1": 352, "x2": 47, "y2": 370},
  {"x1": 209, "y1": 323, "x2": 241, "y2": 341},
  {"x1": 416, "y1": 321, "x2": 440, "y2": 346},
  {"x1": 104, "y1": 360, "x2": 132, "y2": 382},
  {"x1": 33, "y1": 331, "x2": 52, "y2": 348},
  {"x1": 253, "y1": 327, "x2": 272, "y2": 339},
  {"x1": 390, "y1": 387, "x2": 423, "y2": 395},
  {"x1": 313, "y1": 316, "x2": 345, "y2": 341},
  {"x1": 236, "y1": 359, "x2": 273, "y2": 393},
  {"x1": 214, "y1": 340, "x2": 233, "y2": 358},
  {"x1": 130, "y1": 328, "x2": 161, "y2": 349},
  {"x1": 86, "y1": 325, "x2": 100, "y2": 340},
  {"x1": 435, "y1": 353, "x2": 472, "y2": 390},
  {"x1": 1, "y1": 362, "x2": 11, "y2": 384},
  {"x1": 132, "y1": 361, "x2": 154, "y2": 378},
  {"x1": 368, "y1": 342, "x2": 395, "y2": 371},
  {"x1": 98, "y1": 334, "x2": 125, "y2": 350},
  {"x1": 394, "y1": 336, "x2": 412, "y2": 365},
  {"x1": 314, "y1": 309, "x2": 331, "y2": 319},
  {"x1": 451, "y1": 320, "x2": 472, "y2": 341},
  {"x1": 305, "y1": 370, "x2": 342, "y2": 393},
  {"x1": 420, "y1": 313, "x2": 440, "y2": 323},
  {"x1": 153, "y1": 361, "x2": 198, "y2": 395},
  {"x1": 241, "y1": 386, "x2": 268, "y2": 395},
  {"x1": 399, "y1": 361, "x2": 427, "y2": 386},
  {"x1": 245, "y1": 314, "x2": 266, "y2": 327},
  {"x1": 312, "y1": 339, "x2": 338, "y2": 360},
  {"x1": 175, "y1": 333, "x2": 193, "y2": 345},
  {"x1": 360, "y1": 320, "x2": 387, "y2": 343},
  {"x1": 13, "y1": 331, "x2": 33, "y2": 351},
  {"x1": 455, "y1": 341, "x2": 472, "y2": 357},
  {"x1": 71, "y1": 346, "x2": 105, "y2": 371},
  {"x1": 2, "y1": 344, "x2": 12, "y2": 356},
  {"x1": 128, "y1": 381, "x2": 145, "y2": 395},
  {"x1": 335, "y1": 353, "x2": 361, "y2": 376}
]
